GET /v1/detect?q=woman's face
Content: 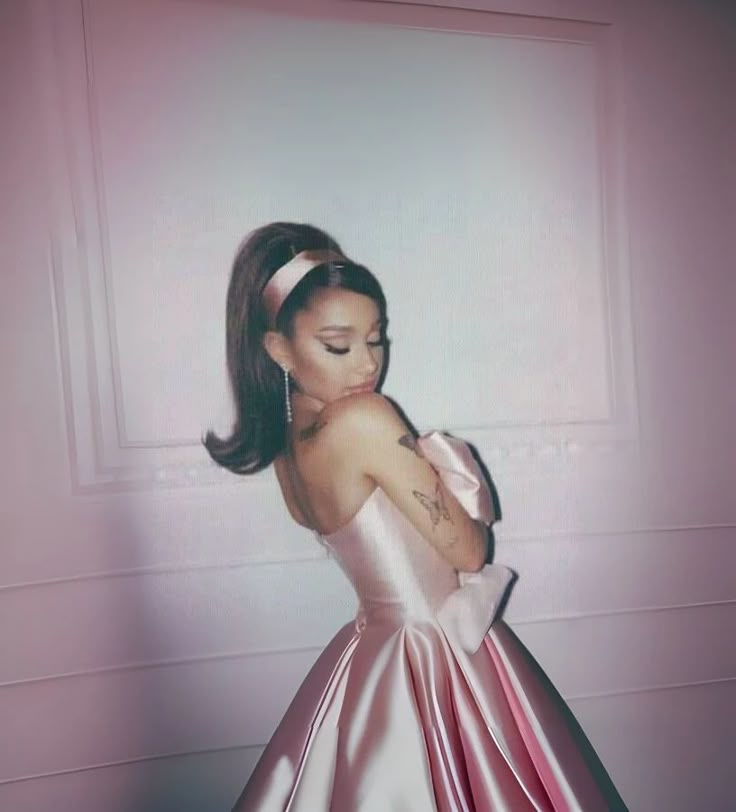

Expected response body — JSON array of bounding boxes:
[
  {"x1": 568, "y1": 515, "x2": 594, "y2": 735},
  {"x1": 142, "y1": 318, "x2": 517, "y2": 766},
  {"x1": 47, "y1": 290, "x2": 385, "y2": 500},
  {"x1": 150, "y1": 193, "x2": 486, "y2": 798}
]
[{"x1": 286, "y1": 287, "x2": 386, "y2": 407}]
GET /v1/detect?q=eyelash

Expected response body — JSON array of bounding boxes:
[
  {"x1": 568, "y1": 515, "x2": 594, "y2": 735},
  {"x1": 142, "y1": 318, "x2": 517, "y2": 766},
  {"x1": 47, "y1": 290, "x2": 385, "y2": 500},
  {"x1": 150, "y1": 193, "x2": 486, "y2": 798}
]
[{"x1": 324, "y1": 339, "x2": 388, "y2": 356}]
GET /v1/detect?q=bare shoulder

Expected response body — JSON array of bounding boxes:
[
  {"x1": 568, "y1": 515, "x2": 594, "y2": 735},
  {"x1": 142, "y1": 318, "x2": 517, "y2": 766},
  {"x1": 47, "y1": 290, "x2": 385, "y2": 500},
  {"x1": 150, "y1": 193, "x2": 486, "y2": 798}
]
[
  {"x1": 315, "y1": 392, "x2": 418, "y2": 484},
  {"x1": 319, "y1": 392, "x2": 487, "y2": 570},
  {"x1": 323, "y1": 391, "x2": 401, "y2": 424},
  {"x1": 320, "y1": 392, "x2": 409, "y2": 449}
]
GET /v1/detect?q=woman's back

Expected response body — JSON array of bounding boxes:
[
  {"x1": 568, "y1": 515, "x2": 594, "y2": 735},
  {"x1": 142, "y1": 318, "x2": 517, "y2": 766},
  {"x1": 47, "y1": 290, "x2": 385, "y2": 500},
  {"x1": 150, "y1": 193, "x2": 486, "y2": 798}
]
[
  {"x1": 272, "y1": 394, "x2": 378, "y2": 537},
  {"x1": 277, "y1": 392, "x2": 489, "y2": 573}
]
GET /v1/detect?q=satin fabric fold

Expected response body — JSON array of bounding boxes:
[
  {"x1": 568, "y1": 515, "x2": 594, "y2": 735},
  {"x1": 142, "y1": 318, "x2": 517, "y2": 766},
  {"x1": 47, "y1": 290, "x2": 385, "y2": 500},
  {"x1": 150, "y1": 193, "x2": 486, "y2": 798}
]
[
  {"x1": 233, "y1": 434, "x2": 625, "y2": 811},
  {"x1": 415, "y1": 431, "x2": 495, "y2": 525},
  {"x1": 416, "y1": 431, "x2": 514, "y2": 655}
]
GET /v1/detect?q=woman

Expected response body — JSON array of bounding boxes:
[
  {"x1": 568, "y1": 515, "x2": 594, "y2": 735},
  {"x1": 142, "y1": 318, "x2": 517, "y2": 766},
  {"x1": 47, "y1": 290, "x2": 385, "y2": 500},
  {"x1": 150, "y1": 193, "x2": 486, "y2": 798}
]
[{"x1": 204, "y1": 222, "x2": 627, "y2": 811}]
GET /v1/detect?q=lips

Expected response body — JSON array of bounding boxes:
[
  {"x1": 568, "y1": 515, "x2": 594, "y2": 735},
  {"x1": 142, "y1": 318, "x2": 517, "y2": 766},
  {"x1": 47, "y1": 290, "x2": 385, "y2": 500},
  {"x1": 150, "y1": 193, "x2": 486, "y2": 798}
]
[{"x1": 347, "y1": 381, "x2": 376, "y2": 393}]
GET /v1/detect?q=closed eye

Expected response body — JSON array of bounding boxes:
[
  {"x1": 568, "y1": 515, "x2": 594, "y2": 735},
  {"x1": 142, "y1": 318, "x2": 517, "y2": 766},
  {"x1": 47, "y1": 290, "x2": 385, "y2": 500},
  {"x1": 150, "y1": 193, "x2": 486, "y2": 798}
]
[{"x1": 324, "y1": 339, "x2": 389, "y2": 355}]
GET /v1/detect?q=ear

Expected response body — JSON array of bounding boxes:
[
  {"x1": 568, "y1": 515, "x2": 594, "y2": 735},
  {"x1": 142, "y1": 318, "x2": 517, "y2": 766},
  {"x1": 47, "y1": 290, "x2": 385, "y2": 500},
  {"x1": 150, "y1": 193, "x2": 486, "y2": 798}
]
[{"x1": 262, "y1": 330, "x2": 293, "y2": 370}]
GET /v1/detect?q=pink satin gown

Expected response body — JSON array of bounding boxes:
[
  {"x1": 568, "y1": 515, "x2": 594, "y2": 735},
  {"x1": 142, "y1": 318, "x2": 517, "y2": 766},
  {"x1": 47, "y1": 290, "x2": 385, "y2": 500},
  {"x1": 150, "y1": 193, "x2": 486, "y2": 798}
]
[{"x1": 232, "y1": 433, "x2": 627, "y2": 811}]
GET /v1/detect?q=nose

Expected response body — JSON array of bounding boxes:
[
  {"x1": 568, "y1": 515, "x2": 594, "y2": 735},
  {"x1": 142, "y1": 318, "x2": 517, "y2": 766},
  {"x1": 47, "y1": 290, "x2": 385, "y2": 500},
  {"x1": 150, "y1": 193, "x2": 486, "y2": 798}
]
[{"x1": 357, "y1": 344, "x2": 380, "y2": 377}]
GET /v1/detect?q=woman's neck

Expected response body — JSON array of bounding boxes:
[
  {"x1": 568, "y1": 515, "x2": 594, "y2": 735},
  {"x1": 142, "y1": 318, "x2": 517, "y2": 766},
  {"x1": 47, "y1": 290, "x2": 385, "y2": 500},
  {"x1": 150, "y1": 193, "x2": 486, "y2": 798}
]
[{"x1": 290, "y1": 391, "x2": 326, "y2": 440}]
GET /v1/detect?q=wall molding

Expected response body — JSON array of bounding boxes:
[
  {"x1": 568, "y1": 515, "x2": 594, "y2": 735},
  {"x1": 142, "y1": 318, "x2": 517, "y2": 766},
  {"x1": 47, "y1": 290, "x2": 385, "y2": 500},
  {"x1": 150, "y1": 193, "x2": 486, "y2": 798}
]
[
  {"x1": 2, "y1": 598, "x2": 733, "y2": 690},
  {"x1": 36, "y1": 0, "x2": 639, "y2": 492},
  {"x1": 0, "y1": 642, "x2": 322, "y2": 690},
  {"x1": 567, "y1": 675, "x2": 736, "y2": 703},
  {"x1": 2, "y1": 521, "x2": 733, "y2": 594},
  {"x1": 338, "y1": 0, "x2": 618, "y2": 25},
  {"x1": 1, "y1": 675, "x2": 733, "y2": 787},
  {"x1": 0, "y1": 742, "x2": 261, "y2": 787}
]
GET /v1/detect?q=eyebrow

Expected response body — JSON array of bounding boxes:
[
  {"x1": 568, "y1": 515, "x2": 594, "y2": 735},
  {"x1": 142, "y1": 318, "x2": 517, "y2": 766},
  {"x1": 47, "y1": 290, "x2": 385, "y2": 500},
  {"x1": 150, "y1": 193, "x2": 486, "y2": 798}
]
[{"x1": 317, "y1": 319, "x2": 383, "y2": 334}]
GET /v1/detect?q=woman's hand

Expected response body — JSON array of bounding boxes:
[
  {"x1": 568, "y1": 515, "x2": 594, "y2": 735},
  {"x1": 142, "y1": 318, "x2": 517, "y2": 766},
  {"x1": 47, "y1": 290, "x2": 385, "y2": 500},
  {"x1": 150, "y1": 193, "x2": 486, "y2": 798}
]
[{"x1": 321, "y1": 393, "x2": 488, "y2": 572}]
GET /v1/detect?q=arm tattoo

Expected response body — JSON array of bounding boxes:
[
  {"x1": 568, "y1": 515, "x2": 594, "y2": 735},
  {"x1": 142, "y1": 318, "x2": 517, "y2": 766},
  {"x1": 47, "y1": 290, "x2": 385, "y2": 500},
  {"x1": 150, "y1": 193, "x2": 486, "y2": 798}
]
[
  {"x1": 298, "y1": 418, "x2": 327, "y2": 441},
  {"x1": 412, "y1": 482, "x2": 454, "y2": 530},
  {"x1": 398, "y1": 433, "x2": 424, "y2": 457}
]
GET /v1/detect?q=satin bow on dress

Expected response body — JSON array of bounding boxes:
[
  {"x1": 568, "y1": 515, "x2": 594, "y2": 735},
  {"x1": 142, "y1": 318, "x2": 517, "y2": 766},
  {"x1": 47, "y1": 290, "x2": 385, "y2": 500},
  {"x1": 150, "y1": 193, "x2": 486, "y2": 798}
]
[{"x1": 415, "y1": 431, "x2": 515, "y2": 654}]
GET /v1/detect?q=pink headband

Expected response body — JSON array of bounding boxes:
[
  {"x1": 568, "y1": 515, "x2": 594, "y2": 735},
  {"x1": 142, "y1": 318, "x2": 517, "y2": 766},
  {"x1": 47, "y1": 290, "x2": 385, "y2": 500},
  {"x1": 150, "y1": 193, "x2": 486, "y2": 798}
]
[{"x1": 262, "y1": 248, "x2": 347, "y2": 327}]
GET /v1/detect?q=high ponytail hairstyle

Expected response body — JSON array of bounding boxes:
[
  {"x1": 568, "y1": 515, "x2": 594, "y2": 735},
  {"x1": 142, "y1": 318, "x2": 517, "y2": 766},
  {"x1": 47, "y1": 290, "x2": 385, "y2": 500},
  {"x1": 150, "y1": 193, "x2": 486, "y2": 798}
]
[{"x1": 202, "y1": 222, "x2": 387, "y2": 475}]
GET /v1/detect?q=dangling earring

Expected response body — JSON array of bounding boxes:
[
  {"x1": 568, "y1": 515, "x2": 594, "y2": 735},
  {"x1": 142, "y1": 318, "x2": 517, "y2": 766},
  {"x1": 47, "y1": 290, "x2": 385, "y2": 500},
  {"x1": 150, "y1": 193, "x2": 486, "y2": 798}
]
[{"x1": 281, "y1": 363, "x2": 293, "y2": 424}]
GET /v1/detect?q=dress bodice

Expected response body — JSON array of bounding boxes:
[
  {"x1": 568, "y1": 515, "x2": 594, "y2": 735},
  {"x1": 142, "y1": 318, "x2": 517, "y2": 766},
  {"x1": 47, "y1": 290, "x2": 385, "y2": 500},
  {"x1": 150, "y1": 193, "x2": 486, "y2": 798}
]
[
  {"x1": 314, "y1": 431, "x2": 515, "y2": 654},
  {"x1": 318, "y1": 485, "x2": 463, "y2": 629}
]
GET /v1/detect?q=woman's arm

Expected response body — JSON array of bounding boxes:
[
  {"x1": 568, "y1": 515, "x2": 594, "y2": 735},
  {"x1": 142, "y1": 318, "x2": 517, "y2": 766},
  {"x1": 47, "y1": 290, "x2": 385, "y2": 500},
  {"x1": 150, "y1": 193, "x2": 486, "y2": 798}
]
[{"x1": 322, "y1": 393, "x2": 488, "y2": 572}]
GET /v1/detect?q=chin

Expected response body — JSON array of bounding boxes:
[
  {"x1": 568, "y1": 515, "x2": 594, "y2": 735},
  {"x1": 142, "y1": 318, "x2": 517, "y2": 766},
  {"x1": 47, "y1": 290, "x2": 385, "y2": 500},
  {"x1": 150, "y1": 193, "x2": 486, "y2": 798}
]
[{"x1": 345, "y1": 386, "x2": 376, "y2": 397}]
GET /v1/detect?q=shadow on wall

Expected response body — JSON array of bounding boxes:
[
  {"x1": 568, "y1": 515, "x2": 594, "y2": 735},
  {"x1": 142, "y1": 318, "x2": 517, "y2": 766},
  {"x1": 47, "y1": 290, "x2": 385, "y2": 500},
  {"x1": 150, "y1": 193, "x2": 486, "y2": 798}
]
[
  {"x1": 21, "y1": 495, "x2": 249, "y2": 811},
  {"x1": 116, "y1": 494, "x2": 257, "y2": 812}
]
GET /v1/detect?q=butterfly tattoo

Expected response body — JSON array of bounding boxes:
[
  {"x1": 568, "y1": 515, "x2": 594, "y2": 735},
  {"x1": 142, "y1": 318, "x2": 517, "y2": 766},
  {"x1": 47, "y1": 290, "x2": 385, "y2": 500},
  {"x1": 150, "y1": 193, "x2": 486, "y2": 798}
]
[{"x1": 413, "y1": 482, "x2": 453, "y2": 529}]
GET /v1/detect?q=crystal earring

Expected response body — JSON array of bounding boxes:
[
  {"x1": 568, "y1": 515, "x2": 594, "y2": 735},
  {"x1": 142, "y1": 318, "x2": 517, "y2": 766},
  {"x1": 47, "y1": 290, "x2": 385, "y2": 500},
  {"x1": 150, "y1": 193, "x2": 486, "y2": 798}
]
[{"x1": 281, "y1": 364, "x2": 292, "y2": 424}]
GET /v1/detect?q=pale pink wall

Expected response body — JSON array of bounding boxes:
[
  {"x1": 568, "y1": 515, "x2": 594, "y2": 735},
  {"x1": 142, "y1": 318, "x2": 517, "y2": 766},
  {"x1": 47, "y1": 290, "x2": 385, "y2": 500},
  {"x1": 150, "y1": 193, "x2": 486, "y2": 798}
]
[{"x1": 1, "y1": 1, "x2": 734, "y2": 810}]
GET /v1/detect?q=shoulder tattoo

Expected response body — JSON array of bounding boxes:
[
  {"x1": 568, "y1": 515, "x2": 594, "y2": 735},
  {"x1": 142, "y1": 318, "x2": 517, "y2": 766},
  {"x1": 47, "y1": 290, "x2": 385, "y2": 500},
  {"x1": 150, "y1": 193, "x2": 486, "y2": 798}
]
[
  {"x1": 298, "y1": 418, "x2": 327, "y2": 441},
  {"x1": 398, "y1": 433, "x2": 424, "y2": 457}
]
